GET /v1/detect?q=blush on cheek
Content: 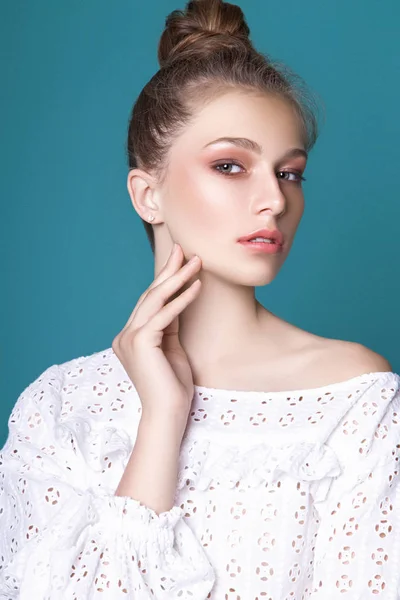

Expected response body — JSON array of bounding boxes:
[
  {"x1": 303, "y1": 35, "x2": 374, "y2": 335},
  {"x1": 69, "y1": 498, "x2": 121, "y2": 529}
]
[
  {"x1": 163, "y1": 178, "x2": 210, "y2": 250},
  {"x1": 165, "y1": 159, "x2": 238, "y2": 250},
  {"x1": 174, "y1": 168, "x2": 218, "y2": 218}
]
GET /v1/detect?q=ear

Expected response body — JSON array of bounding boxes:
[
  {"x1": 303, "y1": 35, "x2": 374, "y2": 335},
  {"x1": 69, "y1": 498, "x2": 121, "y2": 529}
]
[{"x1": 127, "y1": 168, "x2": 162, "y2": 223}]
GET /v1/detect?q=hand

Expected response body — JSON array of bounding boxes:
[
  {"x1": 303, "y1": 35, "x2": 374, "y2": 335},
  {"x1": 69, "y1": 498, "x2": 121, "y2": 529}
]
[{"x1": 112, "y1": 244, "x2": 202, "y2": 424}]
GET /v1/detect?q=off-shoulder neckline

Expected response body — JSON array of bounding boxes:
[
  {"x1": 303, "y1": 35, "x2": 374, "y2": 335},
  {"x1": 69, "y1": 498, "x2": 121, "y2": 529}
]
[{"x1": 193, "y1": 371, "x2": 399, "y2": 398}]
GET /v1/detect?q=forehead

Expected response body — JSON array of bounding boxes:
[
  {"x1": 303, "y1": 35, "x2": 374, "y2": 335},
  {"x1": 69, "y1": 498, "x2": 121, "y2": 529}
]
[{"x1": 172, "y1": 90, "x2": 304, "y2": 154}]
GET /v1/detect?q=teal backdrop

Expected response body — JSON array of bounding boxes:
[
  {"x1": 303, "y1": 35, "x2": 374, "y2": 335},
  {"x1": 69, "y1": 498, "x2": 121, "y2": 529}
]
[{"x1": 1, "y1": 1, "x2": 399, "y2": 446}]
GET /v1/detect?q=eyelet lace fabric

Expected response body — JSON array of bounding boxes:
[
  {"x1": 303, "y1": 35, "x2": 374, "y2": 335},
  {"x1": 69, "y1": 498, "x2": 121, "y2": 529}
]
[{"x1": 0, "y1": 347, "x2": 400, "y2": 599}]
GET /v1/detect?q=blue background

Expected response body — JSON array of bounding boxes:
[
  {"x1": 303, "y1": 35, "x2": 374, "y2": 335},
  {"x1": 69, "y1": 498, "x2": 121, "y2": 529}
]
[{"x1": 1, "y1": 0, "x2": 399, "y2": 446}]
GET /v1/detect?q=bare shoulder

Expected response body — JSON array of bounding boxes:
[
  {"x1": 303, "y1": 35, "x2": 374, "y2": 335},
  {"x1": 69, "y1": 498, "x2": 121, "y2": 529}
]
[
  {"x1": 274, "y1": 316, "x2": 393, "y2": 376},
  {"x1": 321, "y1": 338, "x2": 393, "y2": 378},
  {"x1": 345, "y1": 340, "x2": 392, "y2": 372},
  {"x1": 257, "y1": 312, "x2": 393, "y2": 390}
]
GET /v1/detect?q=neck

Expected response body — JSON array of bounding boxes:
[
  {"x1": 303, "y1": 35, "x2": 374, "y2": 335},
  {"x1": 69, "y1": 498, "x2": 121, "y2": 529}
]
[{"x1": 172, "y1": 270, "x2": 275, "y2": 373}]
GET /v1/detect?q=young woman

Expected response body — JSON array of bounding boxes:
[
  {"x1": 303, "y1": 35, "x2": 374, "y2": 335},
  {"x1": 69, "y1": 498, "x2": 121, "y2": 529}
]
[{"x1": 1, "y1": 0, "x2": 399, "y2": 598}]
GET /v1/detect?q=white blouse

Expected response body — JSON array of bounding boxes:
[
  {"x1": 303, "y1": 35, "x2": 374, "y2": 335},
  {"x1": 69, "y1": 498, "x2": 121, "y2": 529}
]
[{"x1": 1, "y1": 347, "x2": 400, "y2": 599}]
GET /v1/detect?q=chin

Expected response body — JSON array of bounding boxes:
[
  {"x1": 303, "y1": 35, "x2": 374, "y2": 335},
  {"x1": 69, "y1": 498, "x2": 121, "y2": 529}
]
[{"x1": 230, "y1": 264, "x2": 284, "y2": 287}]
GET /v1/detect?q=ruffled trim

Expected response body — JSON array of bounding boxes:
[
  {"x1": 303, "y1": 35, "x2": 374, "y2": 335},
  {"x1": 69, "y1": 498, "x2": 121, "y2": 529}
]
[
  {"x1": 177, "y1": 437, "x2": 342, "y2": 502},
  {"x1": 55, "y1": 416, "x2": 132, "y2": 469},
  {"x1": 91, "y1": 486, "x2": 184, "y2": 528}
]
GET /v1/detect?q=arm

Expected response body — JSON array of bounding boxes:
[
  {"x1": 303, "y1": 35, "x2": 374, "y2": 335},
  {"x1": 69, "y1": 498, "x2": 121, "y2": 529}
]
[
  {"x1": 0, "y1": 365, "x2": 215, "y2": 599},
  {"x1": 115, "y1": 412, "x2": 186, "y2": 514},
  {"x1": 308, "y1": 376, "x2": 400, "y2": 598}
]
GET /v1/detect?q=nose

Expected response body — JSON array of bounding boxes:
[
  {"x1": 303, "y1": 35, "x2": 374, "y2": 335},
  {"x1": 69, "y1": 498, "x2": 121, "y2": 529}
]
[{"x1": 250, "y1": 171, "x2": 286, "y2": 218}]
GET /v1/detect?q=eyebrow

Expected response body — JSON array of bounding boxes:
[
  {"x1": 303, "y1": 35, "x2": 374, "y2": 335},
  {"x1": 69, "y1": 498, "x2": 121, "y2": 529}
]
[{"x1": 203, "y1": 136, "x2": 308, "y2": 161}]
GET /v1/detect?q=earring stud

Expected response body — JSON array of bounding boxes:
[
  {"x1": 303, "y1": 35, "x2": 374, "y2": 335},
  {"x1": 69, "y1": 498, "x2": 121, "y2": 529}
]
[{"x1": 148, "y1": 215, "x2": 155, "y2": 222}]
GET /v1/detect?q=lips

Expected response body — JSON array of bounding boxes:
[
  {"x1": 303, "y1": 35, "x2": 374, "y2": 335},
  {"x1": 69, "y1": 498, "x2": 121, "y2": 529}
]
[{"x1": 238, "y1": 228, "x2": 284, "y2": 246}]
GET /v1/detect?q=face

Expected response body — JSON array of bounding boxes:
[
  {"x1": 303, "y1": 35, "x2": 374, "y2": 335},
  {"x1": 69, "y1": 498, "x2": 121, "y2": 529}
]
[{"x1": 156, "y1": 90, "x2": 307, "y2": 286}]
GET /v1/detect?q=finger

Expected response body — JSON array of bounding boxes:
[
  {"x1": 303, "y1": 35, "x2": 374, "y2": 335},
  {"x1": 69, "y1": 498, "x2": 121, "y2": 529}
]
[
  {"x1": 126, "y1": 256, "x2": 201, "y2": 331},
  {"x1": 137, "y1": 279, "x2": 201, "y2": 347},
  {"x1": 124, "y1": 244, "x2": 184, "y2": 329}
]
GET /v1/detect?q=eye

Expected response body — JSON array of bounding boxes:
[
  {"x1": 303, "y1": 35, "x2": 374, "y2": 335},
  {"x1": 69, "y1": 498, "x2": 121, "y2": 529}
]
[
  {"x1": 213, "y1": 160, "x2": 245, "y2": 176},
  {"x1": 277, "y1": 170, "x2": 306, "y2": 183}
]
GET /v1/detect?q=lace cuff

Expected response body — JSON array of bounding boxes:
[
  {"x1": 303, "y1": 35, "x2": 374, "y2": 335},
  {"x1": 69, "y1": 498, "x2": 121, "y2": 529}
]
[{"x1": 1, "y1": 484, "x2": 215, "y2": 599}]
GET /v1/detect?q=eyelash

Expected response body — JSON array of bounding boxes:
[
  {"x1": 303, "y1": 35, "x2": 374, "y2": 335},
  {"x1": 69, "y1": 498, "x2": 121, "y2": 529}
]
[{"x1": 213, "y1": 160, "x2": 306, "y2": 183}]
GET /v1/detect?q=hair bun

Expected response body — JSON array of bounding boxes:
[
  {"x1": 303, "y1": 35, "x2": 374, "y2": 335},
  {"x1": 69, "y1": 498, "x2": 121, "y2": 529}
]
[{"x1": 158, "y1": 0, "x2": 252, "y2": 68}]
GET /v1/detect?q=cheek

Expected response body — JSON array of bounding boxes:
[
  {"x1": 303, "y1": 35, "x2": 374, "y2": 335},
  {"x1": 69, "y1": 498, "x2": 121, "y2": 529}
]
[
  {"x1": 290, "y1": 192, "x2": 305, "y2": 220},
  {"x1": 166, "y1": 165, "x2": 231, "y2": 234}
]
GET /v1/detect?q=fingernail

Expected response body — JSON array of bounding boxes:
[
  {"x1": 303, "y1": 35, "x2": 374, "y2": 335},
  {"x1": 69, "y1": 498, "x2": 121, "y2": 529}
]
[{"x1": 188, "y1": 255, "x2": 198, "y2": 264}]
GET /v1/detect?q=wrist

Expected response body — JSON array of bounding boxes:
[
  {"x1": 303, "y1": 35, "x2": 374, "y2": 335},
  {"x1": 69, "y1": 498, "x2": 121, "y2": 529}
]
[{"x1": 139, "y1": 410, "x2": 188, "y2": 438}]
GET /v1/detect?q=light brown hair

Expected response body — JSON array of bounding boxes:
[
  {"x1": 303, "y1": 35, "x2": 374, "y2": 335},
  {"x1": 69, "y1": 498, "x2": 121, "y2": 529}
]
[{"x1": 126, "y1": 0, "x2": 322, "y2": 254}]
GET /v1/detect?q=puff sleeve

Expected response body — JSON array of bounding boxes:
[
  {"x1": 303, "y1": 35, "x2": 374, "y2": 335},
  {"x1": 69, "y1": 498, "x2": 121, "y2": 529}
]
[
  {"x1": 309, "y1": 374, "x2": 400, "y2": 598},
  {"x1": 0, "y1": 365, "x2": 215, "y2": 599}
]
